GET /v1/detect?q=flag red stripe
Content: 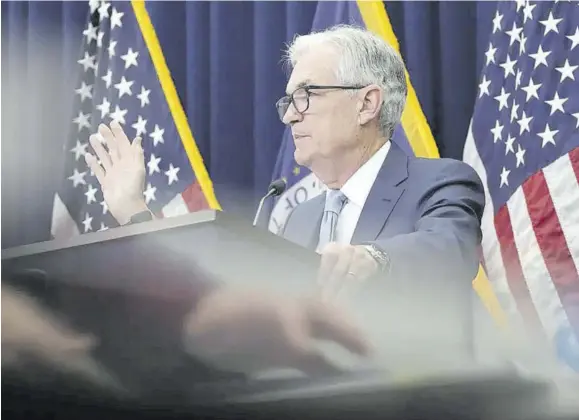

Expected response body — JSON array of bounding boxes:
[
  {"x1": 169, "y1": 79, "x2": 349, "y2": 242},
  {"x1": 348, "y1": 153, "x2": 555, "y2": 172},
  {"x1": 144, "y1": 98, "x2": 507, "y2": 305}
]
[
  {"x1": 569, "y1": 146, "x2": 579, "y2": 185},
  {"x1": 494, "y1": 205, "x2": 544, "y2": 331},
  {"x1": 522, "y1": 171, "x2": 579, "y2": 288},
  {"x1": 522, "y1": 169, "x2": 579, "y2": 333},
  {"x1": 182, "y1": 181, "x2": 210, "y2": 213}
]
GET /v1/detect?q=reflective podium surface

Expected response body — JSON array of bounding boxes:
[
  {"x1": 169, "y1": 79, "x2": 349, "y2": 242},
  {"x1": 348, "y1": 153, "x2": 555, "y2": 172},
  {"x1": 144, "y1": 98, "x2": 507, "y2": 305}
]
[
  {"x1": 4, "y1": 362, "x2": 579, "y2": 420},
  {"x1": 3, "y1": 211, "x2": 578, "y2": 420}
]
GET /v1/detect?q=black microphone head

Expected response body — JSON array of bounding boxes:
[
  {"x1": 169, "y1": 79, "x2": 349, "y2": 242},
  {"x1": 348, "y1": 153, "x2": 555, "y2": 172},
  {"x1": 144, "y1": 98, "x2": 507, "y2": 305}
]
[{"x1": 268, "y1": 178, "x2": 287, "y2": 197}]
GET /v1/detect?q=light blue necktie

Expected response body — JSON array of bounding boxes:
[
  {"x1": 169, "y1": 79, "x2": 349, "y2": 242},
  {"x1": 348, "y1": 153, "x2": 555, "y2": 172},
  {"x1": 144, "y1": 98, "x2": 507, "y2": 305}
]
[{"x1": 317, "y1": 189, "x2": 347, "y2": 251}]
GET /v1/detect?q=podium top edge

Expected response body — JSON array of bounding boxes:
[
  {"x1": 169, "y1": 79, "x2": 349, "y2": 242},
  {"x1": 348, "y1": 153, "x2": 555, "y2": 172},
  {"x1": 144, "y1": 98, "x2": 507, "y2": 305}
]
[{"x1": 2, "y1": 209, "x2": 221, "y2": 261}]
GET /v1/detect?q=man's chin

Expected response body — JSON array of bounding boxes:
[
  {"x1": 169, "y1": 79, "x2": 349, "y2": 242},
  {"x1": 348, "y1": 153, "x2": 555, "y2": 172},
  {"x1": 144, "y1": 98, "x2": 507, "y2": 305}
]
[{"x1": 293, "y1": 150, "x2": 311, "y2": 168}]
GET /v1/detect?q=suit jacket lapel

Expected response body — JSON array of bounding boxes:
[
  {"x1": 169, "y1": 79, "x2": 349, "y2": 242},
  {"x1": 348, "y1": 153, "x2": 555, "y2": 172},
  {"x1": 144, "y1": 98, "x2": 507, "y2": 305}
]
[
  {"x1": 350, "y1": 141, "x2": 409, "y2": 244},
  {"x1": 305, "y1": 193, "x2": 325, "y2": 250},
  {"x1": 284, "y1": 192, "x2": 325, "y2": 250}
]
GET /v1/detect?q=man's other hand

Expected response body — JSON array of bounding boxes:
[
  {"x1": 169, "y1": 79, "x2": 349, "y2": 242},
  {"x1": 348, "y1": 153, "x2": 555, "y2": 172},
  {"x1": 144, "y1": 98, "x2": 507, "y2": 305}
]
[
  {"x1": 183, "y1": 288, "x2": 371, "y2": 376},
  {"x1": 317, "y1": 243, "x2": 378, "y2": 302},
  {"x1": 84, "y1": 121, "x2": 149, "y2": 225}
]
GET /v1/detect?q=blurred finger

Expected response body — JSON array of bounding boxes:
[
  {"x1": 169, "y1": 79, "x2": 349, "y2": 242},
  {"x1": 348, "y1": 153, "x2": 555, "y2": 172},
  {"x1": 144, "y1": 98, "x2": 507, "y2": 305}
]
[
  {"x1": 333, "y1": 272, "x2": 364, "y2": 303},
  {"x1": 334, "y1": 250, "x2": 377, "y2": 301},
  {"x1": 43, "y1": 333, "x2": 97, "y2": 358},
  {"x1": 99, "y1": 124, "x2": 121, "y2": 162},
  {"x1": 317, "y1": 245, "x2": 340, "y2": 285},
  {"x1": 132, "y1": 136, "x2": 144, "y2": 154},
  {"x1": 322, "y1": 250, "x2": 354, "y2": 302},
  {"x1": 84, "y1": 153, "x2": 106, "y2": 186},
  {"x1": 281, "y1": 307, "x2": 343, "y2": 377},
  {"x1": 89, "y1": 134, "x2": 112, "y2": 170},
  {"x1": 329, "y1": 247, "x2": 353, "y2": 280},
  {"x1": 328, "y1": 273, "x2": 358, "y2": 303},
  {"x1": 306, "y1": 301, "x2": 370, "y2": 357},
  {"x1": 97, "y1": 123, "x2": 114, "y2": 147},
  {"x1": 110, "y1": 120, "x2": 132, "y2": 157},
  {"x1": 350, "y1": 252, "x2": 376, "y2": 282},
  {"x1": 292, "y1": 347, "x2": 343, "y2": 377}
]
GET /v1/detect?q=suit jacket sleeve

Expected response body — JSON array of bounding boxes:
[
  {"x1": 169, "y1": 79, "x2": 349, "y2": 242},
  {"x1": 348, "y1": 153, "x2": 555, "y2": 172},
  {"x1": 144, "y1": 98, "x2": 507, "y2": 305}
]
[{"x1": 372, "y1": 160, "x2": 485, "y2": 291}]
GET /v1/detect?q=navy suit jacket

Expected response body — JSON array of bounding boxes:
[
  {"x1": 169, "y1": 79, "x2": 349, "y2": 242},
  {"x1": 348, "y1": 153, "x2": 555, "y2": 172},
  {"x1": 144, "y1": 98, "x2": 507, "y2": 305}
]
[{"x1": 281, "y1": 142, "x2": 485, "y2": 353}]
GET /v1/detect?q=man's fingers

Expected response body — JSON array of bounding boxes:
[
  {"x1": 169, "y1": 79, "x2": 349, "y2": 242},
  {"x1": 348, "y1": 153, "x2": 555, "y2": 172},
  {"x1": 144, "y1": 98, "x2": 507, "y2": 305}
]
[
  {"x1": 333, "y1": 267, "x2": 365, "y2": 302},
  {"x1": 306, "y1": 301, "x2": 371, "y2": 357},
  {"x1": 329, "y1": 247, "x2": 353, "y2": 280},
  {"x1": 318, "y1": 246, "x2": 355, "y2": 302},
  {"x1": 326, "y1": 248, "x2": 354, "y2": 300},
  {"x1": 89, "y1": 134, "x2": 113, "y2": 171},
  {"x1": 333, "y1": 249, "x2": 375, "y2": 298},
  {"x1": 84, "y1": 153, "x2": 106, "y2": 185},
  {"x1": 349, "y1": 250, "x2": 376, "y2": 282},
  {"x1": 110, "y1": 120, "x2": 132, "y2": 157},
  {"x1": 322, "y1": 257, "x2": 353, "y2": 302},
  {"x1": 132, "y1": 136, "x2": 143, "y2": 152},
  {"x1": 317, "y1": 244, "x2": 340, "y2": 284},
  {"x1": 99, "y1": 124, "x2": 121, "y2": 163}
]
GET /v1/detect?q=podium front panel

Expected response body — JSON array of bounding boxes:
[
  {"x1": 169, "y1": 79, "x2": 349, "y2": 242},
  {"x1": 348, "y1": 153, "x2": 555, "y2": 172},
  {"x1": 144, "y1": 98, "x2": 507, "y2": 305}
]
[{"x1": 2, "y1": 210, "x2": 321, "y2": 300}]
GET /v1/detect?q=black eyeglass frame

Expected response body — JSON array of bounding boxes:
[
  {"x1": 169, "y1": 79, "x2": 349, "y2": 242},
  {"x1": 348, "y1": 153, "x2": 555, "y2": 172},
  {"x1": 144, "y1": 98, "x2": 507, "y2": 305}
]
[{"x1": 275, "y1": 84, "x2": 366, "y2": 121}]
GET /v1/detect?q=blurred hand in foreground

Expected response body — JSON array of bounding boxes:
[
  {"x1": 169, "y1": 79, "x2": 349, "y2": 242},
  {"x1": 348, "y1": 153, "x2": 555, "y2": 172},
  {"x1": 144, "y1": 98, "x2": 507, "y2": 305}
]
[
  {"x1": 84, "y1": 121, "x2": 149, "y2": 225},
  {"x1": 184, "y1": 288, "x2": 371, "y2": 376},
  {"x1": 2, "y1": 284, "x2": 96, "y2": 371}
]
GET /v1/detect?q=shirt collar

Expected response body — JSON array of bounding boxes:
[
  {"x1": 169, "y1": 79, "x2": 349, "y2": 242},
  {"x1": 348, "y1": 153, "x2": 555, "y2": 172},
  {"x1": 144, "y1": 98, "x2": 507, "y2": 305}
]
[{"x1": 340, "y1": 141, "x2": 391, "y2": 208}]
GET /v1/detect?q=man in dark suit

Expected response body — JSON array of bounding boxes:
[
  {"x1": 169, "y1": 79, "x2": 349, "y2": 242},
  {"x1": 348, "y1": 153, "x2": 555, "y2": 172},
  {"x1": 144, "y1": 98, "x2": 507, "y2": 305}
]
[
  {"x1": 82, "y1": 24, "x2": 484, "y2": 370},
  {"x1": 275, "y1": 26, "x2": 485, "y2": 305},
  {"x1": 266, "y1": 26, "x2": 486, "y2": 359}
]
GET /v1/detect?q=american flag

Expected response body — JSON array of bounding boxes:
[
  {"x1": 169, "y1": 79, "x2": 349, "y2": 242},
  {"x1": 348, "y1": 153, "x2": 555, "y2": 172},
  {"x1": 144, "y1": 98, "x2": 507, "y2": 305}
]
[
  {"x1": 51, "y1": 0, "x2": 218, "y2": 238},
  {"x1": 463, "y1": 0, "x2": 579, "y2": 370}
]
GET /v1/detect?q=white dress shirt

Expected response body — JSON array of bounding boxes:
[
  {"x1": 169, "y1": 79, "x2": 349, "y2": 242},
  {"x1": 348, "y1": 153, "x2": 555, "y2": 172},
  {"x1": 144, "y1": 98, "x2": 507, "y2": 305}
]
[{"x1": 326, "y1": 141, "x2": 391, "y2": 245}]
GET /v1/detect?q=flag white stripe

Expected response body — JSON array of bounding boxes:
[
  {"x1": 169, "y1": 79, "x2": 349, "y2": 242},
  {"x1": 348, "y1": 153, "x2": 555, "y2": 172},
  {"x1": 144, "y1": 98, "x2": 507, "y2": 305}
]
[
  {"x1": 51, "y1": 193, "x2": 80, "y2": 239},
  {"x1": 542, "y1": 153, "x2": 579, "y2": 271},
  {"x1": 506, "y1": 188, "x2": 568, "y2": 340},
  {"x1": 161, "y1": 193, "x2": 189, "y2": 218}
]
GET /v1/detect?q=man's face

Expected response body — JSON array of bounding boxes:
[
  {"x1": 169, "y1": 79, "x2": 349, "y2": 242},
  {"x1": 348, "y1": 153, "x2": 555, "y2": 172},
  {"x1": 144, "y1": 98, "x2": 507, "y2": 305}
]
[{"x1": 282, "y1": 49, "x2": 360, "y2": 173}]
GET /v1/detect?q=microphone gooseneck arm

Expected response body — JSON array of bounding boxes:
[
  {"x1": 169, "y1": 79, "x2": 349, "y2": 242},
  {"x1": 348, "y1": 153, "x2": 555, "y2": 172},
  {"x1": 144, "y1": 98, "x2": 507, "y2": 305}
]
[
  {"x1": 252, "y1": 188, "x2": 276, "y2": 227},
  {"x1": 252, "y1": 179, "x2": 287, "y2": 227}
]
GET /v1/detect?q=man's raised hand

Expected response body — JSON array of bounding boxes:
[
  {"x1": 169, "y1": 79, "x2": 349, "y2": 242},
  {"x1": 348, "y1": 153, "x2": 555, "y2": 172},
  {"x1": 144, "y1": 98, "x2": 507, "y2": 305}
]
[{"x1": 84, "y1": 121, "x2": 150, "y2": 225}]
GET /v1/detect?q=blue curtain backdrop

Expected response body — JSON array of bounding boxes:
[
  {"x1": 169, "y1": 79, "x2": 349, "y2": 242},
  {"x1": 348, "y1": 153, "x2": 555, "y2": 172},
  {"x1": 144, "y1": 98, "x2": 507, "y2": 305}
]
[{"x1": 1, "y1": 1, "x2": 499, "y2": 248}]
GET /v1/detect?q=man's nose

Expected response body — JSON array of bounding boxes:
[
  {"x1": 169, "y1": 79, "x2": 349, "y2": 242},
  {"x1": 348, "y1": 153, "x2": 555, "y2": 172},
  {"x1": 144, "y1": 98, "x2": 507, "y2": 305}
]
[{"x1": 282, "y1": 103, "x2": 302, "y2": 125}]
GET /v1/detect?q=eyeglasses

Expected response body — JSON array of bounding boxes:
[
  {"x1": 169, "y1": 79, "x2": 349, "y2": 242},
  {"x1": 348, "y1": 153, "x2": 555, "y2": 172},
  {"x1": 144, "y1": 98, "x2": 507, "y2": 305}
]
[{"x1": 275, "y1": 84, "x2": 366, "y2": 121}]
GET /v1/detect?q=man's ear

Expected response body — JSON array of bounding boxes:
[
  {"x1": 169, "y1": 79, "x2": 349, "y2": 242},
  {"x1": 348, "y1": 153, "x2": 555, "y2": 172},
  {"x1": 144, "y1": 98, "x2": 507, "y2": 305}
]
[{"x1": 358, "y1": 85, "x2": 382, "y2": 126}]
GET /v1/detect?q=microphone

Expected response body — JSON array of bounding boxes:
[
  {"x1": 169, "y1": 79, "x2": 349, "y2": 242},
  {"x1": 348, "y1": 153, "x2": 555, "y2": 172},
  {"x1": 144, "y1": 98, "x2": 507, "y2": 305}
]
[{"x1": 252, "y1": 178, "x2": 287, "y2": 227}]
